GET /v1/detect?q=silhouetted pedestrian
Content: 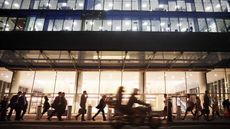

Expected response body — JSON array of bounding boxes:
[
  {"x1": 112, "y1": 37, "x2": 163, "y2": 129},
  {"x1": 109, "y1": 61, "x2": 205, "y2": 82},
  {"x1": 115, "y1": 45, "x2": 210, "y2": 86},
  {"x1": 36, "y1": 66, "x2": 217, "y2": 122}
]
[
  {"x1": 0, "y1": 96, "x2": 8, "y2": 121},
  {"x1": 75, "y1": 90, "x2": 88, "y2": 121},
  {"x1": 19, "y1": 92, "x2": 28, "y2": 120},
  {"x1": 203, "y1": 90, "x2": 210, "y2": 120},
  {"x1": 7, "y1": 91, "x2": 22, "y2": 120},
  {"x1": 47, "y1": 92, "x2": 63, "y2": 121},
  {"x1": 163, "y1": 94, "x2": 168, "y2": 120},
  {"x1": 167, "y1": 98, "x2": 173, "y2": 122},
  {"x1": 92, "y1": 95, "x2": 107, "y2": 121},
  {"x1": 182, "y1": 94, "x2": 195, "y2": 120},
  {"x1": 41, "y1": 96, "x2": 50, "y2": 118},
  {"x1": 211, "y1": 97, "x2": 222, "y2": 119}
]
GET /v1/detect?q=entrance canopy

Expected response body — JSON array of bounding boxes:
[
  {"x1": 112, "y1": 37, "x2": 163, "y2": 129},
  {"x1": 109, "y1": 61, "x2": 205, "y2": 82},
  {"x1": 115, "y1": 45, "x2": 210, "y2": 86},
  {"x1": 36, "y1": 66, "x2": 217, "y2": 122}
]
[{"x1": 0, "y1": 50, "x2": 230, "y2": 71}]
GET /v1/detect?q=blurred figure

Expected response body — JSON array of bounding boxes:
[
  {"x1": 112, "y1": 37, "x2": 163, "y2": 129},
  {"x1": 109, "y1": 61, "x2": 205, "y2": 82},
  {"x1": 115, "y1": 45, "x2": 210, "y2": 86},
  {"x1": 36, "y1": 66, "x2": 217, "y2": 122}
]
[
  {"x1": 47, "y1": 92, "x2": 63, "y2": 121},
  {"x1": 167, "y1": 98, "x2": 173, "y2": 122},
  {"x1": 182, "y1": 94, "x2": 195, "y2": 120},
  {"x1": 0, "y1": 96, "x2": 8, "y2": 121},
  {"x1": 203, "y1": 90, "x2": 210, "y2": 121},
  {"x1": 19, "y1": 92, "x2": 28, "y2": 120},
  {"x1": 163, "y1": 94, "x2": 168, "y2": 120},
  {"x1": 75, "y1": 90, "x2": 88, "y2": 121},
  {"x1": 193, "y1": 96, "x2": 202, "y2": 120},
  {"x1": 7, "y1": 91, "x2": 22, "y2": 121},
  {"x1": 40, "y1": 96, "x2": 50, "y2": 118},
  {"x1": 92, "y1": 95, "x2": 107, "y2": 121},
  {"x1": 211, "y1": 97, "x2": 222, "y2": 119},
  {"x1": 222, "y1": 99, "x2": 230, "y2": 118},
  {"x1": 59, "y1": 92, "x2": 67, "y2": 121}
]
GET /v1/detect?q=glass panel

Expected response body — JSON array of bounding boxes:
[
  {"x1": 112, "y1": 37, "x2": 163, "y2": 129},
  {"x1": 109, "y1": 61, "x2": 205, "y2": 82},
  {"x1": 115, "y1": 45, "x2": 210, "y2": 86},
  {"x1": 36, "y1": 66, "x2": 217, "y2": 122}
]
[
  {"x1": 15, "y1": 18, "x2": 26, "y2": 31},
  {"x1": 212, "y1": 0, "x2": 221, "y2": 12},
  {"x1": 32, "y1": 0, "x2": 40, "y2": 9},
  {"x1": 63, "y1": 19, "x2": 73, "y2": 31},
  {"x1": 21, "y1": 0, "x2": 30, "y2": 9},
  {"x1": 3, "y1": 0, "x2": 13, "y2": 9},
  {"x1": 12, "y1": 0, "x2": 22, "y2": 9},
  {"x1": 34, "y1": 18, "x2": 44, "y2": 31},
  {"x1": 160, "y1": 17, "x2": 170, "y2": 31},
  {"x1": 53, "y1": 19, "x2": 64, "y2": 31},
  {"x1": 204, "y1": 0, "x2": 213, "y2": 12},
  {"x1": 170, "y1": 17, "x2": 179, "y2": 32},
  {"x1": 39, "y1": 0, "x2": 50, "y2": 9},
  {"x1": 100, "y1": 71, "x2": 121, "y2": 93},
  {"x1": 5, "y1": 17, "x2": 16, "y2": 31},
  {"x1": 122, "y1": 19, "x2": 131, "y2": 31},
  {"x1": 159, "y1": 0, "x2": 168, "y2": 11},
  {"x1": 177, "y1": 0, "x2": 186, "y2": 11},
  {"x1": 76, "y1": 0, "x2": 84, "y2": 10},
  {"x1": 123, "y1": 0, "x2": 131, "y2": 10},
  {"x1": 195, "y1": 0, "x2": 204, "y2": 11},
  {"x1": 86, "y1": 0, "x2": 94, "y2": 10},
  {"x1": 142, "y1": 0, "x2": 150, "y2": 11},
  {"x1": 179, "y1": 18, "x2": 188, "y2": 32},
  {"x1": 169, "y1": 0, "x2": 176, "y2": 11},
  {"x1": 198, "y1": 18, "x2": 208, "y2": 32},
  {"x1": 122, "y1": 72, "x2": 139, "y2": 93},
  {"x1": 47, "y1": 19, "x2": 54, "y2": 31},
  {"x1": 207, "y1": 18, "x2": 217, "y2": 32},
  {"x1": 150, "y1": 0, "x2": 159, "y2": 11},
  {"x1": 0, "y1": 17, "x2": 7, "y2": 31},
  {"x1": 221, "y1": 0, "x2": 230, "y2": 12},
  {"x1": 73, "y1": 19, "x2": 81, "y2": 31},
  {"x1": 188, "y1": 18, "x2": 195, "y2": 32},
  {"x1": 114, "y1": 0, "x2": 121, "y2": 10},
  {"x1": 103, "y1": 20, "x2": 112, "y2": 31},
  {"x1": 132, "y1": 0, "x2": 138, "y2": 10},
  {"x1": 84, "y1": 20, "x2": 93, "y2": 31},
  {"x1": 225, "y1": 19, "x2": 230, "y2": 32},
  {"x1": 49, "y1": 0, "x2": 58, "y2": 9},
  {"x1": 95, "y1": 0, "x2": 103, "y2": 10},
  {"x1": 92, "y1": 20, "x2": 102, "y2": 31},
  {"x1": 146, "y1": 72, "x2": 165, "y2": 94},
  {"x1": 152, "y1": 18, "x2": 160, "y2": 31},
  {"x1": 112, "y1": 20, "x2": 121, "y2": 31},
  {"x1": 104, "y1": 0, "x2": 113, "y2": 10},
  {"x1": 216, "y1": 19, "x2": 226, "y2": 32},
  {"x1": 132, "y1": 20, "x2": 139, "y2": 31},
  {"x1": 166, "y1": 72, "x2": 186, "y2": 93},
  {"x1": 142, "y1": 20, "x2": 151, "y2": 31},
  {"x1": 67, "y1": 0, "x2": 75, "y2": 10},
  {"x1": 0, "y1": 0, "x2": 4, "y2": 8},
  {"x1": 25, "y1": 17, "x2": 35, "y2": 31}
]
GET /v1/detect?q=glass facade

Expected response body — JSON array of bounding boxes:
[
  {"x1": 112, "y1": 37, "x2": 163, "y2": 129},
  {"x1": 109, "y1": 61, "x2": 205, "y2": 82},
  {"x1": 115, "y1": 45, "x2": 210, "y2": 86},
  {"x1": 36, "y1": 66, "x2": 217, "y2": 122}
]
[
  {"x1": 0, "y1": 0, "x2": 229, "y2": 12},
  {"x1": 0, "y1": 16, "x2": 230, "y2": 32},
  {"x1": 1, "y1": 68, "x2": 230, "y2": 114}
]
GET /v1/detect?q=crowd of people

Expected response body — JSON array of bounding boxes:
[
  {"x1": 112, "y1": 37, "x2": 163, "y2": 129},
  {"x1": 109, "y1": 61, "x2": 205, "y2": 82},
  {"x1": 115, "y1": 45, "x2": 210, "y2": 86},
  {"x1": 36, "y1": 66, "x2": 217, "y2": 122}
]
[{"x1": 0, "y1": 88, "x2": 230, "y2": 122}]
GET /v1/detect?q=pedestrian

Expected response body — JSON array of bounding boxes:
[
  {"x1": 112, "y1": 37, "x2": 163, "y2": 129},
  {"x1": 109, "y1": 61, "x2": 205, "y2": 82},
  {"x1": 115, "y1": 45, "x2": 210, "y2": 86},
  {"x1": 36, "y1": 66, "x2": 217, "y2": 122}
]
[
  {"x1": 211, "y1": 97, "x2": 222, "y2": 119},
  {"x1": 167, "y1": 98, "x2": 173, "y2": 122},
  {"x1": 19, "y1": 92, "x2": 28, "y2": 120},
  {"x1": 58, "y1": 92, "x2": 67, "y2": 121},
  {"x1": 92, "y1": 95, "x2": 107, "y2": 121},
  {"x1": 182, "y1": 94, "x2": 195, "y2": 120},
  {"x1": 0, "y1": 96, "x2": 8, "y2": 121},
  {"x1": 163, "y1": 94, "x2": 168, "y2": 120},
  {"x1": 40, "y1": 96, "x2": 50, "y2": 118},
  {"x1": 193, "y1": 96, "x2": 202, "y2": 120},
  {"x1": 203, "y1": 90, "x2": 210, "y2": 121},
  {"x1": 47, "y1": 92, "x2": 63, "y2": 121},
  {"x1": 7, "y1": 91, "x2": 22, "y2": 121},
  {"x1": 75, "y1": 90, "x2": 88, "y2": 121}
]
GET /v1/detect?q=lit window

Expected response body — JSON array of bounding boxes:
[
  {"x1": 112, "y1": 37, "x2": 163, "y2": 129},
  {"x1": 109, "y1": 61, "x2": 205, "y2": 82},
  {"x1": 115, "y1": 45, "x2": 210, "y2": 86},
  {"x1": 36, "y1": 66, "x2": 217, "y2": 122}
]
[{"x1": 4, "y1": 1, "x2": 9, "y2": 5}]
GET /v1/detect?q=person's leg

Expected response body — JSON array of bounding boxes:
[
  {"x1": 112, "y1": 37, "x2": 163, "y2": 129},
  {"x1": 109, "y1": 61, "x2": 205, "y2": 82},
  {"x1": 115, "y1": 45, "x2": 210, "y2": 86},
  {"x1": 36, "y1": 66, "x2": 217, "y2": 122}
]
[
  {"x1": 7, "y1": 107, "x2": 14, "y2": 120},
  {"x1": 182, "y1": 108, "x2": 189, "y2": 120},
  {"x1": 15, "y1": 108, "x2": 21, "y2": 120},
  {"x1": 92, "y1": 109, "x2": 100, "y2": 120},
  {"x1": 101, "y1": 109, "x2": 106, "y2": 121},
  {"x1": 20, "y1": 108, "x2": 27, "y2": 120}
]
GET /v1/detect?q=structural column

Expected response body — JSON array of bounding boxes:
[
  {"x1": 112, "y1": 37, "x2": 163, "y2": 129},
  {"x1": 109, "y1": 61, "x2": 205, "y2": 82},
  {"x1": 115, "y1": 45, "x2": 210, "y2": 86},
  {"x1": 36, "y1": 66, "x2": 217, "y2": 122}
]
[
  {"x1": 198, "y1": 72, "x2": 208, "y2": 94},
  {"x1": 139, "y1": 71, "x2": 145, "y2": 101},
  {"x1": 73, "y1": 71, "x2": 83, "y2": 113},
  {"x1": 9, "y1": 71, "x2": 20, "y2": 96}
]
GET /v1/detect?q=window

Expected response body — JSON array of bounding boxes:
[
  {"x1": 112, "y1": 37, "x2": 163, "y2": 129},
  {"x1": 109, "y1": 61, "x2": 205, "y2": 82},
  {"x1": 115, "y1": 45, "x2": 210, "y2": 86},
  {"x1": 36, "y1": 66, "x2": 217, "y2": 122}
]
[
  {"x1": 15, "y1": 18, "x2": 26, "y2": 31},
  {"x1": 112, "y1": 20, "x2": 121, "y2": 31},
  {"x1": 203, "y1": 0, "x2": 213, "y2": 12},
  {"x1": 5, "y1": 17, "x2": 16, "y2": 31},
  {"x1": 92, "y1": 20, "x2": 102, "y2": 31},
  {"x1": 216, "y1": 19, "x2": 226, "y2": 32},
  {"x1": 21, "y1": 0, "x2": 30, "y2": 9},
  {"x1": 123, "y1": 0, "x2": 131, "y2": 10},
  {"x1": 12, "y1": 0, "x2": 22, "y2": 9},
  {"x1": 73, "y1": 19, "x2": 81, "y2": 31},
  {"x1": 3, "y1": 0, "x2": 13, "y2": 9},
  {"x1": 76, "y1": 0, "x2": 84, "y2": 10},
  {"x1": 122, "y1": 19, "x2": 131, "y2": 31},
  {"x1": 170, "y1": 17, "x2": 179, "y2": 32},
  {"x1": 142, "y1": 20, "x2": 151, "y2": 31},
  {"x1": 141, "y1": 0, "x2": 150, "y2": 11},
  {"x1": 34, "y1": 18, "x2": 44, "y2": 31},
  {"x1": 63, "y1": 19, "x2": 73, "y2": 31},
  {"x1": 152, "y1": 18, "x2": 161, "y2": 32},
  {"x1": 0, "y1": 17, "x2": 7, "y2": 31},
  {"x1": 104, "y1": 0, "x2": 113, "y2": 10},
  {"x1": 53, "y1": 19, "x2": 64, "y2": 31},
  {"x1": 198, "y1": 18, "x2": 208, "y2": 32},
  {"x1": 195, "y1": 0, "x2": 204, "y2": 11},
  {"x1": 207, "y1": 18, "x2": 217, "y2": 32}
]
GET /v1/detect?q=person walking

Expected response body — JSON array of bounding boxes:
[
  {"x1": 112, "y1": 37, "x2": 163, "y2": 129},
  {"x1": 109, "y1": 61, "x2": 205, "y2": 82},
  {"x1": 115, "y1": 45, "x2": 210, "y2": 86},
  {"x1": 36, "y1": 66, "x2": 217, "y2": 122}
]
[
  {"x1": 203, "y1": 90, "x2": 210, "y2": 121},
  {"x1": 0, "y1": 96, "x2": 8, "y2": 121},
  {"x1": 92, "y1": 95, "x2": 107, "y2": 121},
  {"x1": 47, "y1": 92, "x2": 63, "y2": 121},
  {"x1": 7, "y1": 91, "x2": 22, "y2": 121},
  {"x1": 40, "y1": 96, "x2": 50, "y2": 118},
  {"x1": 75, "y1": 90, "x2": 88, "y2": 121},
  {"x1": 19, "y1": 92, "x2": 28, "y2": 120},
  {"x1": 182, "y1": 94, "x2": 195, "y2": 120}
]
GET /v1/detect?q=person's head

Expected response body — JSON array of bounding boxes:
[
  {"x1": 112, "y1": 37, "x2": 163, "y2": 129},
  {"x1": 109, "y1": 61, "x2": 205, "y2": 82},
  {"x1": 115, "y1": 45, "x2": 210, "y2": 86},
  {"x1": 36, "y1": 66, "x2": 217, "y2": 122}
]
[
  {"x1": 102, "y1": 95, "x2": 106, "y2": 99},
  {"x1": 22, "y1": 92, "x2": 26, "y2": 96},
  {"x1": 83, "y1": 90, "x2": 87, "y2": 94},
  {"x1": 58, "y1": 92, "x2": 62, "y2": 97},
  {"x1": 17, "y1": 91, "x2": 22, "y2": 95},
  {"x1": 62, "y1": 92, "x2": 65, "y2": 97},
  {"x1": 164, "y1": 94, "x2": 167, "y2": 98},
  {"x1": 117, "y1": 86, "x2": 124, "y2": 94},
  {"x1": 44, "y1": 96, "x2": 49, "y2": 100},
  {"x1": 133, "y1": 88, "x2": 139, "y2": 95},
  {"x1": 205, "y1": 90, "x2": 209, "y2": 94}
]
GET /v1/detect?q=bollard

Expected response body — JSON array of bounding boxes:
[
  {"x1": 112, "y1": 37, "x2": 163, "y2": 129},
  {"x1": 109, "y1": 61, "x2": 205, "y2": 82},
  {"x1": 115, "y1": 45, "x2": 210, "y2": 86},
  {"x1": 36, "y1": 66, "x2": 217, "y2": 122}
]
[
  {"x1": 36, "y1": 105, "x2": 42, "y2": 120},
  {"x1": 176, "y1": 106, "x2": 181, "y2": 119},
  {"x1": 67, "y1": 106, "x2": 72, "y2": 120},
  {"x1": 87, "y1": 105, "x2": 92, "y2": 120},
  {"x1": 107, "y1": 108, "x2": 112, "y2": 120}
]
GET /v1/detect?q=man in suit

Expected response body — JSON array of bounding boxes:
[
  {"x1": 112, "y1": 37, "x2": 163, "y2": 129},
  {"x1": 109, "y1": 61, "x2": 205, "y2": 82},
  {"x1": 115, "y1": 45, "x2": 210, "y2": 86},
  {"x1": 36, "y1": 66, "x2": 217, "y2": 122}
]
[
  {"x1": 75, "y1": 90, "x2": 88, "y2": 121},
  {"x1": 92, "y1": 95, "x2": 107, "y2": 121},
  {"x1": 19, "y1": 92, "x2": 28, "y2": 120},
  {"x1": 7, "y1": 91, "x2": 22, "y2": 120},
  {"x1": 47, "y1": 92, "x2": 63, "y2": 121}
]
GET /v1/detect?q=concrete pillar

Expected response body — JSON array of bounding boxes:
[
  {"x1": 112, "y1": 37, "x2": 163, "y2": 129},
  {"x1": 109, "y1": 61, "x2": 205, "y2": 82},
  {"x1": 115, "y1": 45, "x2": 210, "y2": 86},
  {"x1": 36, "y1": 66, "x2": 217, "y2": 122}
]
[
  {"x1": 73, "y1": 71, "x2": 83, "y2": 113},
  {"x1": 198, "y1": 72, "x2": 207, "y2": 94},
  {"x1": 9, "y1": 71, "x2": 20, "y2": 95},
  {"x1": 139, "y1": 71, "x2": 145, "y2": 101}
]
